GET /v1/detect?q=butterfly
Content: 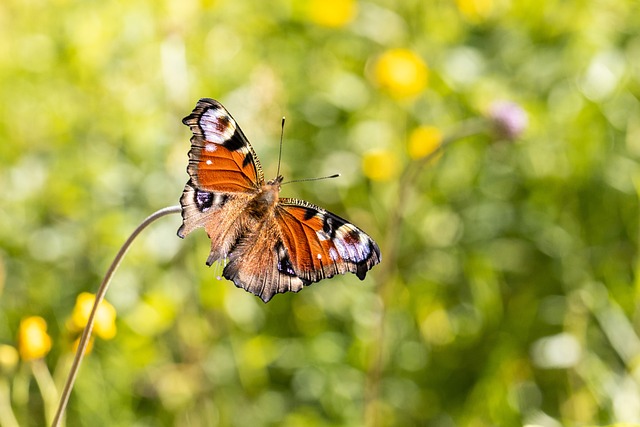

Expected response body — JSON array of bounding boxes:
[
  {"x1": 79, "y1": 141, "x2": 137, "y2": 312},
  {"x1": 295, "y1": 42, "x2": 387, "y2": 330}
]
[{"x1": 177, "y1": 98, "x2": 381, "y2": 302}]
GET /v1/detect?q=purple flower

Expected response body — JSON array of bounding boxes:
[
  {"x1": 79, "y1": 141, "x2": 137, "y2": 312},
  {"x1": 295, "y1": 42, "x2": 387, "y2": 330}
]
[{"x1": 489, "y1": 101, "x2": 528, "y2": 141}]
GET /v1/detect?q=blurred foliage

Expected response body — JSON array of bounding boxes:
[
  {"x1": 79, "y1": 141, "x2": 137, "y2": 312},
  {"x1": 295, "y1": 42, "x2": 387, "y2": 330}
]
[{"x1": 1, "y1": 0, "x2": 640, "y2": 426}]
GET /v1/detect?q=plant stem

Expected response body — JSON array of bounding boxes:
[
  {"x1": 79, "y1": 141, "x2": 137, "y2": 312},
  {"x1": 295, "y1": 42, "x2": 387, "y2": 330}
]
[
  {"x1": 0, "y1": 379, "x2": 20, "y2": 427},
  {"x1": 32, "y1": 359, "x2": 58, "y2": 426},
  {"x1": 50, "y1": 205, "x2": 182, "y2": 427},
  {"x1": 363, "y1": 119, "x2": 489, "y2": 427}
]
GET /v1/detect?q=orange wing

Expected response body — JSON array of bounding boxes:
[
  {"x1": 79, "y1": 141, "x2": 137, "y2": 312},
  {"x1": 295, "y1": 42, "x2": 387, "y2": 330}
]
[
  {"x1": 182, "y1": 98, "x2": 264, "y2": 192},
  {"x1": 219, "y1": 199, "x2": 381, "y2": 303},
  {"x1": 275, "y1": 199, "x2": 381, "y2": 283}
]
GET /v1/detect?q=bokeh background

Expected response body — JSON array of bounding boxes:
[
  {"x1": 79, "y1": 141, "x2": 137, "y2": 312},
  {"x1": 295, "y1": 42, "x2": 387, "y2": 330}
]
[{"x1": 1, "y1": 0, "x2": 640, "y2": 426}]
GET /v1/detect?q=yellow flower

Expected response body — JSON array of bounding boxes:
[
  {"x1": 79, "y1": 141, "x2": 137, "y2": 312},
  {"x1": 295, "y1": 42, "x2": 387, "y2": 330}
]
[
  {"x1": 408, "y1": 126, "x2": 443, "y2": 159},
  {"x1": 372, "y1": 49, "x2": 429, "y2": 98},
  {"x1": 307, "y1": 0, "x2": 357, "y2": 27},
  {"x1": 456, "y1": 0, "x2": 494, "y2": 22},
  {"x1": 0, "y1": 344, "x2": 19, "y2": 373},
  {"x1": 419, "y1": 305, "x2": 454, "y2": 346},
  {"x1": 18, "y1": 316, "x2": 52, "y2": 361},
  {"x1": 70, "y1": 293, "x2": 117, "y2": 340},
  {"x1": 362, "y1": 149, "x2": 400, "y2": 182}
]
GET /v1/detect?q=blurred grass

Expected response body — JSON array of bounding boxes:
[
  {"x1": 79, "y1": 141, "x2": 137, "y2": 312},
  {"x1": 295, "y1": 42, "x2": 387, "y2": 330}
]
[{"x1": 2, "y1": 0, "x2": 640, "y2": 426}]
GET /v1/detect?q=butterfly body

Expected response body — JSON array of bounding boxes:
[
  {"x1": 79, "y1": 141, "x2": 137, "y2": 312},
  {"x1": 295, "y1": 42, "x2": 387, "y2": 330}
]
[{"x1": 179, "y1": 98, "x2": 381, "y2": 302}]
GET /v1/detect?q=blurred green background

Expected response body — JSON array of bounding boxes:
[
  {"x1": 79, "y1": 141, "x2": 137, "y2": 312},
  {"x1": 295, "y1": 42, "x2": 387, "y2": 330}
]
[{"x1": 1, "y1": 0, "x2": 640, "y2": 426}]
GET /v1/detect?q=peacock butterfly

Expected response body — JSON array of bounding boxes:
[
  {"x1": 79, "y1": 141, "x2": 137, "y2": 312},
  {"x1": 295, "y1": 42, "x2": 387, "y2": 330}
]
[{"x1": 178, "y1": 98, "x2": 381, "y2": 302}]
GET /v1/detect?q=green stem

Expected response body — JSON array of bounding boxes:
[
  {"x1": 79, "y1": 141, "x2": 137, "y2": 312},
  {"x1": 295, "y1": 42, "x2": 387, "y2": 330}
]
[
  {"x1": 0, "y1": 378, "x2": 20, "y2": 427},
  {"x1": 50, "y1": 205, "x2": 182, "y2": 427},
  {"x1": 32, "y1": 359, "x2": 58, "y2": 425},
  {"x1": 363, "y1": 119, "x2": 489, "y2": 427}
]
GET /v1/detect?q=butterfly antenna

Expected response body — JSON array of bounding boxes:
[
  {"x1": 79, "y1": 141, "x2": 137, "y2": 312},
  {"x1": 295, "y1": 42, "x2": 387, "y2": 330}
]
[
  {"x1": 276, "y1": 117, "x2": 285, "y2": 178},
  {"x1": 282, "y1": 173, "x2": 341, "y2": 186}
]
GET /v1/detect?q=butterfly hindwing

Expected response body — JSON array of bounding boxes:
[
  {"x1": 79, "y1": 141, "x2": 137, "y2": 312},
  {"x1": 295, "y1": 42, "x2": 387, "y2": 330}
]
[
  {"x1": 178, "y1": 181, "x2": 254, "y2": 261},
  {"x1": 220, "y1": 216, "x2": 311, "y2": 303}
]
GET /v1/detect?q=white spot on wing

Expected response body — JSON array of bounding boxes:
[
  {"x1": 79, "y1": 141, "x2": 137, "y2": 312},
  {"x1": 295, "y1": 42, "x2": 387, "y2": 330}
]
[
  {"x1": 213, "y1": 194, "x2": 225, "y2": 205},
  {"x1": 204, "y1": 143, "x2": 216, "y2": 152},
  {"x1": 206, "y1": 159, "x2": 212, "y2": 165},
  {"x1": 317, "y1": 253, "x2": 322, "y2": 260},
  {"x1": 316, "y1": 230, "x2": 330, "y2": 241}
]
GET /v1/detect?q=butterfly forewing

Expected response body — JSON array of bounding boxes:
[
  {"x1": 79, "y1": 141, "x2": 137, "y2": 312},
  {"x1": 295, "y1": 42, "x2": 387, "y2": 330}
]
[
  {"x1": 276, "y1": 199, "x2": 381, "y2": 282},
  {"x1": 182, "y1": 98, "x2": 264, "y2": 192}
]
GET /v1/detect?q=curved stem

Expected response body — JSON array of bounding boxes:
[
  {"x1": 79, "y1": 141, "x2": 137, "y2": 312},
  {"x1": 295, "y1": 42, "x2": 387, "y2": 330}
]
[{"x1": 51, "y1": 205, "x2": 182, "y2": 427}]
